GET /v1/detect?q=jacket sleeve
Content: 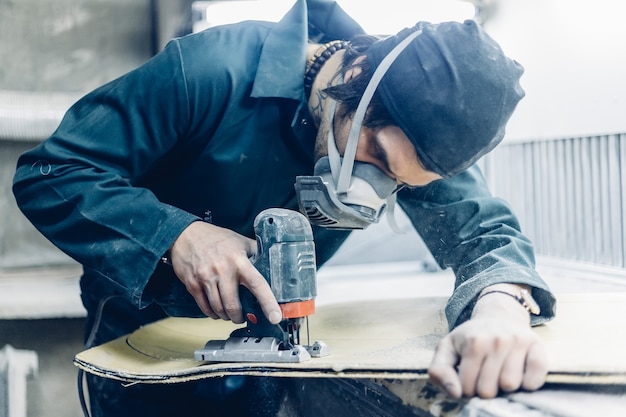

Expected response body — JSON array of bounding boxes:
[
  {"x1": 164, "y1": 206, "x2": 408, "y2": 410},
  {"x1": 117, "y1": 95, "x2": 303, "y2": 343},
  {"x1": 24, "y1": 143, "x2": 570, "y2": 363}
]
[
  {"x1": 12, "y1": 40, "x2": 202, "y2": 309},
  {"x1": 397, "y1": 165, "x2": 556, "y2": 330}
]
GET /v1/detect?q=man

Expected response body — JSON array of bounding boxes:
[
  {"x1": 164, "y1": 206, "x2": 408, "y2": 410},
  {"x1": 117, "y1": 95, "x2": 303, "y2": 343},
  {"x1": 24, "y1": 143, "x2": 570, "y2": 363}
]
[{"x1": 13, "y1": 0, "x2": 555, "y2": 415}]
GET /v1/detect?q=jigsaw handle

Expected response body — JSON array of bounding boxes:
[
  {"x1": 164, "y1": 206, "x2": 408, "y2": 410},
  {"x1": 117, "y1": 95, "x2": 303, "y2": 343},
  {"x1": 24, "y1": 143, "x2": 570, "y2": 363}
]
[
  {"x1": 252, "y1": 208, "x2": 317, "y2": 306},
  {"x1": 236, "y1": 209, "x2": 317, "y2": 343}
]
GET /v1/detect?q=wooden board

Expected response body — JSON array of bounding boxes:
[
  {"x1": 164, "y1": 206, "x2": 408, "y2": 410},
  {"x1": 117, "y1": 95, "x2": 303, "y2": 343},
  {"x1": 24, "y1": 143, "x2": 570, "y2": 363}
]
[{"x1": 74, "y1": 293, "x2": 626, "y2": 385}]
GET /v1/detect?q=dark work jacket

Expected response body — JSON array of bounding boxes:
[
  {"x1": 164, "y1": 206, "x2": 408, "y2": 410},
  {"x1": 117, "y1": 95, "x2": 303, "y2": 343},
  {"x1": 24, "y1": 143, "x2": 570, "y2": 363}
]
[{"x1": 12, "y1": 0, "x2": 555, "y2": 331}]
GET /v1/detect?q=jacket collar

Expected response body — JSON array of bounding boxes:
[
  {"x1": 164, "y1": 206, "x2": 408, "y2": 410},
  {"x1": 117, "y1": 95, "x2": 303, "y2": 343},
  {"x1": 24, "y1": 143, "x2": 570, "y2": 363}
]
[{"x1": 251, "y1": 0, "x2": 308, "y2": 100}]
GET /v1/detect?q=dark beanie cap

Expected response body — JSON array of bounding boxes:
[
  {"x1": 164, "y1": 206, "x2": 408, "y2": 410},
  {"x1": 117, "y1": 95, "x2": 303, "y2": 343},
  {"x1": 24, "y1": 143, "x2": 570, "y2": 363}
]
[{"x1": 367, "y1": 20, "x2": 525, "y2": 178}]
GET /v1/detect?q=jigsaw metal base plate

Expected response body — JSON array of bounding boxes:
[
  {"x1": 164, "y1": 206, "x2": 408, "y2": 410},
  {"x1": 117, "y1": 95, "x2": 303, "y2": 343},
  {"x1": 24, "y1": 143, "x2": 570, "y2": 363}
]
[{"x1": 194, "y1": 337, "x2": 312, "y2": 363}]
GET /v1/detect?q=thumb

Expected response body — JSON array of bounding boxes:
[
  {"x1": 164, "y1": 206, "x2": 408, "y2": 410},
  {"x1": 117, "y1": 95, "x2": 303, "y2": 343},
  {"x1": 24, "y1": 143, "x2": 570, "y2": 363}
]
[{"x1": 428, "y1": 335, "x2": 463, "y2": 398}]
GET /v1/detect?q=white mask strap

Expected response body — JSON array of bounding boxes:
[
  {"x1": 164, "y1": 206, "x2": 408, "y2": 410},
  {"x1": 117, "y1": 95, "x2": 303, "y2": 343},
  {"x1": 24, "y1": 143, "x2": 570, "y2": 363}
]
[
  {"x1": 326, "y1": 100, "x2": 342, "y2": 185},
  {"x1": 385, "y1": 192, "x2": 405, "y2": 234}
]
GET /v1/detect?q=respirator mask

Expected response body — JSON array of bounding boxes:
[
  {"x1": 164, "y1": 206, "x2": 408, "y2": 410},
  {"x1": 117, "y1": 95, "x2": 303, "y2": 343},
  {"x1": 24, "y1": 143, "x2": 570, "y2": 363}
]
[{"x1": 295, "y1": 30, "x2": 423, "y2": 230}]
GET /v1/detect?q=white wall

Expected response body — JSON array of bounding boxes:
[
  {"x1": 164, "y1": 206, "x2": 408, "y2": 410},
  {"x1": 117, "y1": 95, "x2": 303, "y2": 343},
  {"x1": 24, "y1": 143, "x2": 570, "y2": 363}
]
[
  {"x1": 337, "y1": 0, "x2": 474, "y2": 34},
  {"x1": 484, "y1": 0, "x2": 626, "y2": 141},
  {"x1": 342, "y1": 0, "x2": 626, "y2": 141}
]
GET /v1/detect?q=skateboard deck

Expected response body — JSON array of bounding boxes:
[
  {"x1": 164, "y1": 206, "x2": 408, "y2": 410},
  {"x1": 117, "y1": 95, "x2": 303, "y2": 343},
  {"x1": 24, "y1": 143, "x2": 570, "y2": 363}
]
[{"x1": 74, "y1": 293, "x2": 626, "y2": 385}]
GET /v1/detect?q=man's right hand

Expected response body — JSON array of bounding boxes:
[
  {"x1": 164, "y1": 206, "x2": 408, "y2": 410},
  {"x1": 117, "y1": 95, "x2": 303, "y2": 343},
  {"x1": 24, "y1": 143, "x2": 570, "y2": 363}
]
[{"x1": 168, "y1": 221, "x2": 282, "y2": 325}]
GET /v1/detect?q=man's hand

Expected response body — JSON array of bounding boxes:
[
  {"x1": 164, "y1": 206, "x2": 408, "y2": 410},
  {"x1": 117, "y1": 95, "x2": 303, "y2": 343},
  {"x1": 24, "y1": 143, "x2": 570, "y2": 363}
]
[
  {"x1": 168, "y1": 221, "x2": 282, "y2": 325},
  {"x1": 428, "y1": 284, "x2": 547, "y2": 399}
]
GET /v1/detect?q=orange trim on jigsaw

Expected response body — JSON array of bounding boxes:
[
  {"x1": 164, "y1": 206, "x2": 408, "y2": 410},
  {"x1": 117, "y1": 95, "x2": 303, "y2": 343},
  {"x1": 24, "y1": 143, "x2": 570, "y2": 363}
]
[{"x1": 280, "y1": 299, "x2": 316, "y2": 319}]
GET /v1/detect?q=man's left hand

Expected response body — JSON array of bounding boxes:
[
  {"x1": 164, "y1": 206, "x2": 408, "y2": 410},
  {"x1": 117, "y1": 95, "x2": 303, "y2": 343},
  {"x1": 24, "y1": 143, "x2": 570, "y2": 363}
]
[{"x1": 428, "y1": 284, "x2": 547, "y2": 399}]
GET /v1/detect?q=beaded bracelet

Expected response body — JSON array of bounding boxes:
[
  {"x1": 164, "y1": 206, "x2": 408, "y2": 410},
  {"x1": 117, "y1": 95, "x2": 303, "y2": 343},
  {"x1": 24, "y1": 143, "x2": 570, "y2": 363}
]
[{"x1": 304, "y1": 40, "x2": 348, "y2": 98}]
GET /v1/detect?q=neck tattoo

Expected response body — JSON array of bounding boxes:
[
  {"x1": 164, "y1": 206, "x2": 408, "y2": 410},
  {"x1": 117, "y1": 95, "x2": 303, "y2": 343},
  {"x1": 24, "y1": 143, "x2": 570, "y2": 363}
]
[{"x1": 304, "y1": 40, "x2": 348, "y2": 99}]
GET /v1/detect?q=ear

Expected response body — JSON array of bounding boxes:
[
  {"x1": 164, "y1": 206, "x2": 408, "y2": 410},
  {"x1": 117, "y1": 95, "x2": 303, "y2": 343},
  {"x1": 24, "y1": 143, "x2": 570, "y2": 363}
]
[{"x1": 343, "y1": 56, "x2": 367, "y2": 83}]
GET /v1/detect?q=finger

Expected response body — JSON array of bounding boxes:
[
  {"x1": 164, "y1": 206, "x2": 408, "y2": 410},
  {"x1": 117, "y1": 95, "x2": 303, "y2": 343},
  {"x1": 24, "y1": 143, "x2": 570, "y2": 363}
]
[
  {"x1": 522, "y1": 342, "x2": 548, "y2": 391},
  {"x1": 193, "y1": 292, "x2": 220, "y2": 320},
  {"x1": 475, "y1": 338, "x2": 511, "y2": 398},
  {"x1": 498, "y1": 344, "x2": 527, "y2": 393},
  {"x1": 204, "y1": 276, "x2": 230, "y2": 321},
  {"x1": 456, "y1": 337, "x2": 488, "y2": 398},
  {"x1": 202, "y1": 304, "x2": 220, "y2": 321},
  {"x1": 217, "y1": 273, "x2": 244, "y2": 324},
  {"x1": 185, "y1": 278, "x2": 220, "y2": 319},
  {"x1": 428, "y1": 336, "x2": 463, "y2": 398},
  {"x1": 236, "y1": 256, "x2": 282, "y2": 324}
]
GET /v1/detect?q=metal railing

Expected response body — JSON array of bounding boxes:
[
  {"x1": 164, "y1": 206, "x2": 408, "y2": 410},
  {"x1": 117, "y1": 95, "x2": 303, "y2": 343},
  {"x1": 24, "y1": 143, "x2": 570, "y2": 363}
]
[
  {"x1": 0, "y1": 345, "x2": 38, "y2": 417},
  {"x1": 483, "y1": 133, "x2": 625, "y2": 269}
]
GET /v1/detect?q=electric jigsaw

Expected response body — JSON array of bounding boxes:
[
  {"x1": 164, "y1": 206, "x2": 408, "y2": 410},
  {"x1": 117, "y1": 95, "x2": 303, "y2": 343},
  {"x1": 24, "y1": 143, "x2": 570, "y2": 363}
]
[{"x1": 194, "y1": 208, "x2": 330, "y2": 363}]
